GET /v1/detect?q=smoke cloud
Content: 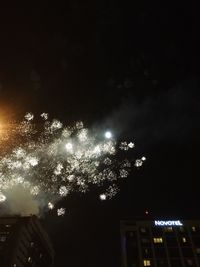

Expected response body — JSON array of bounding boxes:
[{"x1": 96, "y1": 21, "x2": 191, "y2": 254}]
[
  {"x1": 103, "y1": 79, "x2": 200, "y2": 150},
  {"x1": 3, "y1": 185, "x2": 40, "y2": 216}
]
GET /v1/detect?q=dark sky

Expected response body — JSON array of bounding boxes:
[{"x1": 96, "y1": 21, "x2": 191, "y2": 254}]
[{"x1": 0, "y1": 3, "x2": 200, "y2": 267}]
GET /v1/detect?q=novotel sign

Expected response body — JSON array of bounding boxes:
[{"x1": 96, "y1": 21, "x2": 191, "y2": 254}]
[{"x1": 154, "y1": 220, "x2": 183, "y2": 226}]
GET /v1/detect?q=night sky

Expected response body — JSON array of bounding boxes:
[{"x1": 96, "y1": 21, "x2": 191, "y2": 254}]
[{"x1": 0, "y1": 3, "x2": 200, "y2": 267}]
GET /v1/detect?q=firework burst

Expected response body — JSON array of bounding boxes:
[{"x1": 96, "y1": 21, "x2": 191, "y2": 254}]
[{"x1": 0, "y1": 113, "x2": 145, "y2": 216}]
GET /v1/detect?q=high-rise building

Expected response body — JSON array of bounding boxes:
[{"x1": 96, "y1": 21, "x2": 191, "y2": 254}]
[
  {"x1": 0, "y1": 215, "x2": 54, "y2": 267},
  {"x1": 121, "y1": 218, "x2": 200, "y2": 267}
]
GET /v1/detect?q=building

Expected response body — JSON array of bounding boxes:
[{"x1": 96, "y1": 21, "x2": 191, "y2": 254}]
[
  {"x1": 120, "y1": 219, "x2": 200, "y2": 267},
  {"x1": 0, "y1": 215, "x2": 54, "y2": 267}
]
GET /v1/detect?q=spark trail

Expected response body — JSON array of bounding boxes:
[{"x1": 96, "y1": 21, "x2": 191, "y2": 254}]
[{"x1": 0, "y1": 113, "x2": 145, "y2": 216}]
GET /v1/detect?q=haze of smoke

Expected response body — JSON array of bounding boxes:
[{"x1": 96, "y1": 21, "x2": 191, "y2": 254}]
[
  {"x1": 104, "y1": 79, "x2": 200, "y2": 148},
  {"x1": 4, "y1": 185, "x2": 40, "y2": 216}
]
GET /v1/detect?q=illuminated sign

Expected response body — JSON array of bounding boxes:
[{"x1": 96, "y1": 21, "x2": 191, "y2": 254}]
[{"x1": 154, "y1": 220, "x2": 183, "y2": 226}]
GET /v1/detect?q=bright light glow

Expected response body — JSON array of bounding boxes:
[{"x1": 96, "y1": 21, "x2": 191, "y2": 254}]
[
  {"x1": 143, "y1": 260, "x2": 151, "y2": 266},
  {"x1": 0, "y1": 193, "x2": 6, "y2": 202},
  {"x1": 48, "y1": 202, "x2": 54, "y2": 210},
  {"x1": 142, "y1": 156, "x2": 146, "y2": 161},
  {"x1": 105, "y1": 131, "x2": 112, "y2": 139},
  {"x1": 128, "y1": 142, "x2": 135, "y2": 148},
  {"x1": 99, "y1": 194, "x2": 107, "y2": 201},
  {"x1": 154, "y1": 237, "x2": 163, "y2": 243},
  {"x1": 57, "y1": 207, "x2": 65, "y2": 216},
  {"x1": 65, "y1": 142, "x2": 73, "y2": 152}
]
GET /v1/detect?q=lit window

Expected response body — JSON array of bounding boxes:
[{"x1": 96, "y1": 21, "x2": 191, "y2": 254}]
[
  {"x1": 13, "y1": 264, "x2": 17, "y2": 267},
  {"x1": 143, "y1": 259, "x2": 151, "y2": 266},
  {"x1": 182, "y1": 237, "x2": 187, "y2": 243},
  {"x1": 192, "y1": 226, "x2": 196, "y2": 232},
  {"x1": 165, "y1": 227, "x2": 173, "y2": 232},
  {"x1": 153, "y1": 237, "x2": 163, "y2": 243}
]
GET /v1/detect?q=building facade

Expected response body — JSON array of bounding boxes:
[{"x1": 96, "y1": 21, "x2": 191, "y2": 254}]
[
  {"x1": 121, "y1": 219, "x2": 200, "y2": 267},
  {"x1": 0, "y1": 215, "x2": 54, "y2": 267}
]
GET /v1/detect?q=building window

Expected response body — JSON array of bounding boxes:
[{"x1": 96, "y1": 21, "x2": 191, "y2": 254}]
[
  {"x1": 191, "y1": 226, "x2": 196, "y2": 232},
  {"x1": 143, "y1": 259, "x2": 151, "y2": 266},
  {"x1": 153, "y1": 237, "x2": 163, "y2": 243},
  {"x1": 165, "y1": 227, "x2": 173, "y2": 232}
]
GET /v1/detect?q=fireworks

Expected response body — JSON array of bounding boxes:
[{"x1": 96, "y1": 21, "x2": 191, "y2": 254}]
[
  {"x1": 57, "y1": 207, "x2": 66, "y2": 216},
  {"x1": 134, "y1": 157, "x2": 146, "y2": 168},
  {"x1": 105, "y1": 131, "x2": 112, "y2": 139},
  {"x1": 0, "y1": 193, "x2": 6, "y2": 202},
  {"x1": 99, "y1": 194, "x2": 107, "y2": 201},
  {"x1": 0, "y1": 112, "x2": 145, "y2": 216},
  {"x1": 48, "y1": 202, "x2": 54, "y2": 210}
]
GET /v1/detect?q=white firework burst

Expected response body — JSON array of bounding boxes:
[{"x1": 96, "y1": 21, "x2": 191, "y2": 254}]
[{"x1": 0, "y1": 113, "x2": 145, "y2": 216}]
